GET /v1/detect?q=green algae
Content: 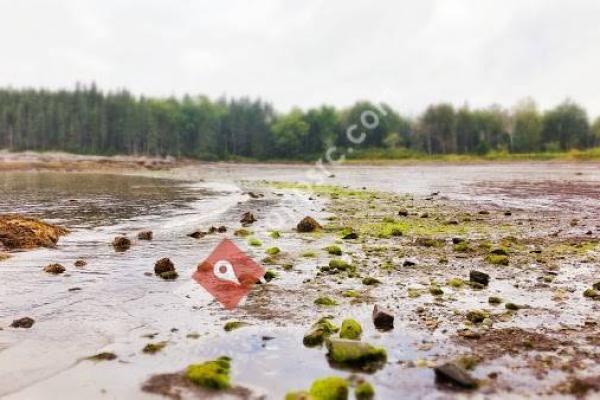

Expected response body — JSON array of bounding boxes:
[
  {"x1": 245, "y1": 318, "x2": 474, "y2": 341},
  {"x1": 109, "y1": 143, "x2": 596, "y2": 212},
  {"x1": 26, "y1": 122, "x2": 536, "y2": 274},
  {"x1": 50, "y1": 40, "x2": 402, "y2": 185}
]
[
  {"x1": 185, "y1": 356, "x2": 231, "y2": 390},
  {"x1": 339, "y1": 319, "x2": 362, "y2": 340}
]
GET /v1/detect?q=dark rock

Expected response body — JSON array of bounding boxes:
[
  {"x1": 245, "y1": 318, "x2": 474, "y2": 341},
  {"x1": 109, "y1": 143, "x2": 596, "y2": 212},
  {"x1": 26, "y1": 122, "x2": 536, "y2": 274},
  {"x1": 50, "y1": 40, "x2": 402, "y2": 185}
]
[
  {"x1": 398, "y1": 208, "x2": 409, "y2": 217},
  {"x1": 240, "y1": 212, "x2": 257, "y2": 226},
  {"x1": 372, "y1": 305, "x2": 394, "y2": 331},
  {"x1": 188, "y1": 231, "x2": 206, "y2": 239},
  {"x1": 138, "y1": 230, "x2": 153, "y2": 240},
  {"x1": 469, "y1": 270, "x2": 490, "y2": 286},
  {"x1": 297, "y1": 216, "x2": 322, "y2": 233},
  {"x1": 434, "y1": 362, "x2": 478, "y2": 389},
  {"x1": 155, "y1": 258, "x2": 175, "y2": 275},
  {"x1": 504, "y1": 210, "x2": 512, "y2": 216},
  {"x1": 159, "y1": 271, "x2": 179, "y2": 280},
  {"x1": 403, "y1": 259, "x2": 417, "y2": 267},
  {"x1": 43, "y1": 263, "x2": 65, "y2": 274},
  {"x1": 208, "y1": 226, "x2": 218, "y2": 234},
  {"x1": 217, "y1": 226, "x2": 227, "y2": 233},
  {"x1": 112, "y1": 236, "x2": 131, "y2": 252},
  {"x1": 11, "y1": 317, "x2": 35, "y2": 328},
  {"x1": 342, "y1": 231, "x2": 358, "y2": 240},
  {"x1": 74, "y1": 259, "x2": 87, "y2": 267},
  {"x1": 452, "y1": 237, "x2": 464, "y2": 244}
]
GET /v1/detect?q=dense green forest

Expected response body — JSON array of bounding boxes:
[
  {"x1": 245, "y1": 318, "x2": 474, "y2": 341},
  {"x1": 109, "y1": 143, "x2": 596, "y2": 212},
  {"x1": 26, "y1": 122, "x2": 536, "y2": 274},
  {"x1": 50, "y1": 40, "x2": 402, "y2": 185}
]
[{"x1": 0, "y1": 84, "x2": 599, "y2": 160}]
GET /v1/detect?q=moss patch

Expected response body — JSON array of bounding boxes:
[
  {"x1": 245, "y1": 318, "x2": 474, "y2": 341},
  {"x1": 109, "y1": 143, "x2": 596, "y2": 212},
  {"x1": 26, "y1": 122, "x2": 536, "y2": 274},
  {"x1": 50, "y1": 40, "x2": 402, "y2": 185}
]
[{"x1": 185, "y1": 356, "x2": 231, "y2": 390}]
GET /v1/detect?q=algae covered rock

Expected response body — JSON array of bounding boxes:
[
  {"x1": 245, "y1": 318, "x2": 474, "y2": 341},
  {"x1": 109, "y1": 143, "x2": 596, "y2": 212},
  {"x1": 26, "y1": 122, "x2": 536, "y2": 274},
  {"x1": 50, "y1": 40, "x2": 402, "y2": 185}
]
[
  {"x1": 297, "y1": 216, "x2": 322, "y2": 233},
  {"x1": 485, "y1": 254, "x2": 509, "y2": 266},
  {"x1": 355, "y1": 381, "x2": 375, "y2": 400},
  {"x1": 361, "y1": 277, "x2": 381, "y2": 286},
  {"x1": 154, "y1": 258, "x2": 175, "y2": 275},
  {"x1": 0, "y1": 214, "x2": 68, "y2": 250},
  {"x1": 315, "y1": 297, "x2": 338, "y2": 307},
  {"x1": 303, "y1": 317, "x2": 339, "y2": 347},
  {"x1": 86, "y1": 352, "x2": 117, "y2": 361},
  {"x1": 142, "y1": 341, "x2": 167, "y2": 354},
  {"x1": 469, "y1": 270, "x2": 490, "y2": 286},
  {"x1": 339, "y1": 319, "x2": 362, "y2": 340},
  {"x1": 185, "y1": 356, "x2": 232, "y2": 390},
  {"x1": 466, "y1": 309, "x2": 489, "y2": 324},
  {"x1": 324, "y1": 245, "x2": 342, "y2": 255},
  {"x1": 326, "y1": 338, "x2": 387, "y2": 372},
  {"x1": 224, "y1": 321, "x2": 247, "y2": 332},
  {"x1": 309, "y1": 376, "x2": 349, "y2": 400}
]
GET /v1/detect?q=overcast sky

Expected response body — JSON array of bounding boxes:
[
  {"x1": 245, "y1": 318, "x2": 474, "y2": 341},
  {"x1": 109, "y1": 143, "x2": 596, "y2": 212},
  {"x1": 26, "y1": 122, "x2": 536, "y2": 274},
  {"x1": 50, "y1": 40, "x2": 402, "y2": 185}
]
[{"x1": 1, "y1": 0, "x2": 599, "y2": 117}]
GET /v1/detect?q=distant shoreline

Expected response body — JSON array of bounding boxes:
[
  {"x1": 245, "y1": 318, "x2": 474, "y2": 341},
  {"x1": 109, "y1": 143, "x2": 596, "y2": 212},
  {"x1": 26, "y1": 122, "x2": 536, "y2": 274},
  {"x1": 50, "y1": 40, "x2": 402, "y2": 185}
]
[{"x1": 1, "y1": 148, "x2": 600, "y2": 172}]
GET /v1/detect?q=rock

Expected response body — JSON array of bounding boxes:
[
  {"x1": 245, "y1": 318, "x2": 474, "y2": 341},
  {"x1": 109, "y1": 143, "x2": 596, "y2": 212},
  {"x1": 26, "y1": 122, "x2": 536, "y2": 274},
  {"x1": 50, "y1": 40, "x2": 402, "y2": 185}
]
[
  {"x1": 263, "y1": 270, "x2": 278, "y2": 282},
  {"x1": 74, "y1": 259, "x2": 87, "y2": 267},
  {"x1": 488, "y1": 296, "x2": 503, "y2": 304},
  {"x1": 583, "y1": 288, "x2": 599, "y2": 299},
  {"x1": 362, "y1": 277, "x2": 381, "y2": 286},
  {"x1": 0, "y1": 214, "x2": 69, "y2": 250},
  {"x1": 309, "y1": 376, "x2": 349, "y2": 400},
  {"x1": 137, "y1": 230, "x2": 153, "y2": 240},
  {"x1": 415, "y1": 237, "x2": 444, "y2": 247},
  {"x1": 297, "y1": 216, "x2": 322, "y2": 233},
  {"x1": 466, "y1": 310, "x2": 489, "y2": 324},
  {"x1": 398, "y1": 208, "x2": 409, "y2": 217},
  {"x1": 372, "y1": 305, "x2": 394, "y2": 330},
  {"x1": 490, "y1": 247, "x2": 509, "y2": 256},
  {"x1": 112, "y1": 236, "x2": 131, "y2": 252},
  {"x1": 485, "y1": 254, "x2": 509, "y2": 265},
  {"x1": 86, "y1": 352, "x2": 117, "y2": 361},
  {"x1": 10, "y1": 317, "x2": 35, "y2": 328},
  {"x1": 240, "y1": 212, "x2": 257, "y2": 226},
  {"x1": 143, "y1": 341, "x2": 167, "y2": 354},
  {"x1": 434, "y1": 362, "x2": 478, "y2": 389},
  {"x1": 186, "y1": 356, "x2": 232, "y2": 390},
  {"x1": 303, "y1": 317, "x2": 339, "y2": 347},
  {"x1": 154, "y1": 258, "x2": 175, "y2": 275},
  {"x1": 217, "y1": 226, "x2": 227, "y2": 233},
  {"x1": 355, "y1": 381, "x2": 375, "y2": 400},
  {"x1": 341, "y1": 231, "x2": 358, "y2": 240},
  {"x1": 403, "y1": 259, "x2": 417, "y2": 267},
  {"x1": 505, "y1": 302, "x2": 521, "y2": 310},
  {"x1": 224, "y1": 321, "x2": 246, "y2": 332},
  {"x1": 326, "y1": 338, "x2": 387, "y2": 372},
  {"x1": 315, "y1": 297, "x2": 337, "y2": 306},
  {"x1": 159, "y1": 271, "x2": 178, "y2": 280},
  {"x1": 340, "y1": 319, "x2": 362, "y2": 340},
  {"x1": 43, "y1": 263, "x2": 65, "y2": 274},
  {"x1": 469, "y1": 270, "x2": 490, "y2": 286},
  {"x1": 188, "y1": 231, "x2": 206, "y2": 239},
  {"x1": 593, "y1": 282, "x2": 600, "y2": 291},
  {"x1": 446, "y1": 219, "x2": 459, "y2": 225}
]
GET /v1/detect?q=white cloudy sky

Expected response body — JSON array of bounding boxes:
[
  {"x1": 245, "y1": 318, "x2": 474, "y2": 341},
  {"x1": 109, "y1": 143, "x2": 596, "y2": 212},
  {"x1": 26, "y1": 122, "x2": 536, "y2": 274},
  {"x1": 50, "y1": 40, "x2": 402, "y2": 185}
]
[{"x1": 1, "y1": 0, "x2": 599, "y2": 117}]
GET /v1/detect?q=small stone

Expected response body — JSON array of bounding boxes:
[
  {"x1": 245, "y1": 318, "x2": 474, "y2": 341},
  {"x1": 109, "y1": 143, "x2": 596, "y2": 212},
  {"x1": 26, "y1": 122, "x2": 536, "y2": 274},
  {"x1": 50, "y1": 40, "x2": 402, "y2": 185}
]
[
  {"x1": 403, "y1": 259, "x2": 417, "y2": 267},
  {"x1": 137, "y1": 230, "x2": 153, "y2": 240},
  {"x1": 297, "y1": 216, "x2": 322, "y2": 233},
  {"x1": 362, "y1": 277, "x2": 381, "y2": 286},
  {"x1": 43, "y1": 263, "x2": 65, "y2": 274},
  {"x1": 372, "y1": 304, "x2": 394, "y2": 331},
  {"x1": 469, "y1": 270, "x2": 490, "y2": 286},
  {"x1": 341, "y1": 231, "x2": 358, "y2": 240},
  {"x1": 159, "y1": 271, "x2": 178, "y2": 280},
  {"x1": 217, "y1": 226, "x2": 227, "y2": 233},
  {"x1": 434, "y1": 362, "x2": 478, "y2": 389},
  {"x1": 583, "y1": 288, "x2": 599, "y2": 299},
  {"x1": 188, "y1": 231, "x2": 206, "y2": 239},
  {"x1": 240, "y1": 211, "x2": 257, "y2": 226},
  {"x1": 10, "y1": 317, "x2": 35, "y2": 328},
  {"x1": 112, "y1": 236, "x2": 131, "y2": 252},
  {"x1": 326, "y1": 338, "x2": 387, "y2": 372},
  {"x1": 398, "y1": 208, "x2": 409, "y2": 217},
  {"x1": 86, "y1": 352, "x2": 117, "y2": 361},
  {"x1": 466, "y1": 310, "x2": 489, "y2": 324},
  {"x1": 154, "y1": 258, "x2": 175, "y2": 275},
  {"x1": 303, "y1": 317, "x2": 339, "y2": 347},
  {"x1": 74, "y1": 259, "x2": 87, "y2": 267}
]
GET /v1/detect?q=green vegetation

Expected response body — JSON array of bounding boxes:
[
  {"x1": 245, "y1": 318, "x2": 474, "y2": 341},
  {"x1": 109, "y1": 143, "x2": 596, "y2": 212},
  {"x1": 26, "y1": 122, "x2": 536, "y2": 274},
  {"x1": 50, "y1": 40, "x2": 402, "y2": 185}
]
[
  {"x1": 224, "y1": 321, "x2": 246, "y2": 332},
  {"x1": 309, "y1": 376, "x2": 349, "y2": 400},
  {"x1": 142, "y1": 341, "x2": 167, "y2": 354},
  {"x1": 314, "y1": 297, "x2": 338, "y2": 306},
  {"x1": 1, "y1": 86, "x2": 598, "y2": 160},
  {"x1": 324, "y1": 245, "x2": 343, "y2": 255},
  {"x1": 247, "y1": 237, "x2": 262, "y2": 247},
  {"x1": 186, "y1": 356, "x2": 231, "y2": 390},
  {"x1": 265, "y1": 246, "x2": 280, "y2": 255},
  {"x1": 355, "y1": 381, "x2": 375, "y2": 400}
]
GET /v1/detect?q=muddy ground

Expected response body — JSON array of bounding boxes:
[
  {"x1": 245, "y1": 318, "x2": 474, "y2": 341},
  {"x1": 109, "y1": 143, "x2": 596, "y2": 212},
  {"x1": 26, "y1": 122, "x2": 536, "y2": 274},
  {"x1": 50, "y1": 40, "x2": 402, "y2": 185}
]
[{"x1": 0, "y1": 159, "x2": 599, "y2": 399}]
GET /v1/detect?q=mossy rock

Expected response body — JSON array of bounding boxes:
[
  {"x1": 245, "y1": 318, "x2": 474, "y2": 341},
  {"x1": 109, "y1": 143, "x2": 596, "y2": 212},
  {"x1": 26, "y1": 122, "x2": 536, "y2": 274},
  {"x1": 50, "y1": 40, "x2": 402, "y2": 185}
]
[
  {"x1": 505, "y1": 302, "x2": 521, "y2": 310},
  {"x1": 142, "y1": 341, "x2": 167, "y2": 354},
  {"x1": 362, "y1": 277, "x2": 381, "y2": 286},
  {"x1": 285, "y1": 391, "x2": 313, "y2": 400},
  {"x1": 234, "y1": 228, "x2": 252, "y2": 237},
  {"x1": 490, "y1": 247, "x2": 509, "y2": 256},
  {"x1": 429, "y1": 286, "x2": 444, "y2": 296},
  {"x1": 447, "y1": 278, "x2": 464, "y2": 288},
  {"x1": 269, "y1": 230, "x2": 281, "y2": 239},
  {"x1": 263, "y1": 270, "x2": 278, "y2": 282},
  {"x1": 185, "y1": 356, "x2": 231, "y2": 390},
  {"x1": 583, "y1": 288, "x2": 599, "y2": 298},
  {"x1": 265, "y1": 247, "x2": 280, "y2": 255},
  {"x1": 315, "y1": 297, "x2": 338, "y2": 307},
  {"x1": 297, "y1": 216, "x2": 322, "y2": 233},
  {"x1": 303, "y1": 317, "x2": 339, "y2": 347},
  {"x1": 224, "y1": 321, "x2": 247, "y2": 332},
  {"x1": 485, "y1": 254, "x2": 509, "y2": 265},
  {"x1": 466, "y1": 310, "x2": 489, "y2": 323},
  {"x1": 309, "y1": 376, "x2": 349, "y2": 400},
  {"x1": 488, "y1": 296, "x2": 503, "y2": 304},
  {"x1": 339, "y1": 319, "x2": 362, "y2": 340},
  {"x1": 415, "y1": 237, "x2": 445, "y2": 247},
  {"x1": 248, "y1": 237, "x2": 262, "y2": 247},
  {"x1": 324, "y1": 245, "x2": 342, "y2": 255},
  {"x1": 326, "y1": 339, "x2": 387, "y2": 372},
  {"x1": 453, "y1": 242, "x2": 472, "y2": 252},
  {"x1": 355, "y1": 381, "x2": 375, "y2": 400},
  {"x1": 86, "y1": 352, "x2": 117, "y2": 361},
  {"x1": 342, "y1": 290, "x2": 360, "y2": 298},
  {"x1": 159, "y1": 270, "x2": 179, "y2": 280}
]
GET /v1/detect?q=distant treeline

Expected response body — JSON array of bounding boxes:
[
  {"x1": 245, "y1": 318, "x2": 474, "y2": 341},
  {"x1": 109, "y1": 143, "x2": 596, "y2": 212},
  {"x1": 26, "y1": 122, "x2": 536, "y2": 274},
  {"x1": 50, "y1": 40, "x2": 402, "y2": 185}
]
[{"x1": 0, "y1": 84, "x2": 599, "y2": 160}]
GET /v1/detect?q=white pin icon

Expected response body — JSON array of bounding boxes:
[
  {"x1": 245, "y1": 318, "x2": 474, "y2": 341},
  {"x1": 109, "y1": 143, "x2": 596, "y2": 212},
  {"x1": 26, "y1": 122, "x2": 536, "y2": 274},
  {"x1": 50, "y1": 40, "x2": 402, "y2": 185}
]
[{"x1": 213, "y1": 260, "x2": 240, "y2": 285}]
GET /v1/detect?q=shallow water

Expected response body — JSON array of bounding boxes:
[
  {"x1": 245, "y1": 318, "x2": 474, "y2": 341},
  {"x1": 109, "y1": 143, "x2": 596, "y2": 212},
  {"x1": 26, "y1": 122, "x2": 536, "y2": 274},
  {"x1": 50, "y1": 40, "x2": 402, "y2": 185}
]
[{"x1": 0, "y1": 163, "x2": 599, "y2": 399}]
